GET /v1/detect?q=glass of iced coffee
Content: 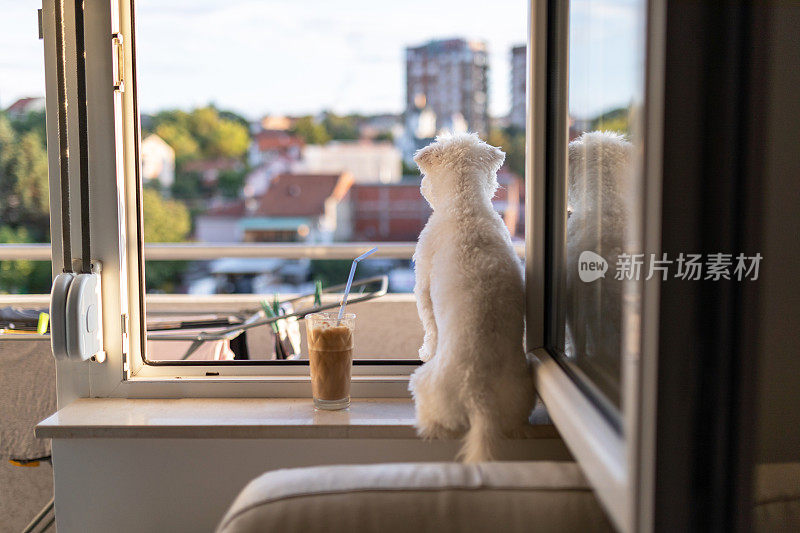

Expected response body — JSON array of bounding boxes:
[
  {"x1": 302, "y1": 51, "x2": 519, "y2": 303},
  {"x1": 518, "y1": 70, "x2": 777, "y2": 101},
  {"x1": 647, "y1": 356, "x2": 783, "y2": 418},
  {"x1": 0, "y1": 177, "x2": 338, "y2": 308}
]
[{"x1": 306, "y1": 312, "x2": 355, "y2": 410}]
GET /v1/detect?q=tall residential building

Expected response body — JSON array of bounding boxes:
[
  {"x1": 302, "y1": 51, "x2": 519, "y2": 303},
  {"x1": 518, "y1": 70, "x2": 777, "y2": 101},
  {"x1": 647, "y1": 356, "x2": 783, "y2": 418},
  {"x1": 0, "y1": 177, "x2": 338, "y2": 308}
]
[
  {"x1": 510, "y1": 45, "x2": 527, "y2": 130},
  {"x1": 405, "y1": 38, "x2": 489, "y2": 135}
]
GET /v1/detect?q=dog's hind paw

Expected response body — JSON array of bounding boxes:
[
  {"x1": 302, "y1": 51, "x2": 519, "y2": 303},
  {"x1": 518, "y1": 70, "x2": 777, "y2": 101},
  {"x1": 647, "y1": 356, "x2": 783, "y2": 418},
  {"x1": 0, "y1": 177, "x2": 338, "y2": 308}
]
[{"x1": 416, "y1": 420, "x2": 460, "y2": 440}]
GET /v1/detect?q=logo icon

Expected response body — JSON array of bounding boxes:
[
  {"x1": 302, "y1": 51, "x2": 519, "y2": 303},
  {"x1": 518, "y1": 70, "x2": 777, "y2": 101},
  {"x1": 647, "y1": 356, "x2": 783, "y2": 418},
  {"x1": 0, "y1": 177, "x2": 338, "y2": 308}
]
[{"x1": 578, "y1": 251, "x2": 608, "y2": 282}]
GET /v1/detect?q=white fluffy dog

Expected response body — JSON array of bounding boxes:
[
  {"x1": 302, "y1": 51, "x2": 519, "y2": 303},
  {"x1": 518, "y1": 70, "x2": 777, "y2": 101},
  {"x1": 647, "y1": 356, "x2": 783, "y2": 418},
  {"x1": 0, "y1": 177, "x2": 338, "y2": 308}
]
[{"x1": 409, "y1": 133, "x2": 535, "y2": 463}]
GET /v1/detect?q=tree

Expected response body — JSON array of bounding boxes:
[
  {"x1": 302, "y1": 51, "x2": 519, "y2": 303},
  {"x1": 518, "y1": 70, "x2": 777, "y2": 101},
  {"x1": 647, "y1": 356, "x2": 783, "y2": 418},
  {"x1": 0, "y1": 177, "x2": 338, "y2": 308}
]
[
  {"x1": 142, "y1": 188, "x2": 191, "y2": 292},
  {"x1": 309, "y1": 259, "x2": 355, "y2": 288},
  {"x1": 154, "y1": 122, "x2": 200, "y2": 163},
  {"x1": 322, "y1": 113, "x2": 360, "y2": 140},
  {"x1": 10, "y1": 109, "x2": 47, "y2": 146},
  {"x1": 0, "y1": 114, "x2": 50, "y2": 239},
  {"x1": 290, "y1": 116, "x2": 330, "y2": 145},
  {"x1": 142, "y1": 188, "x2": 191, "y2": 243},
  {"x1": 401, "y1": 160, "x2": 419, "y2": 176},
  {"x1": 505, "y1": 132, "x2": 526, "y2": 178},
  {"x1": 217, "y1": 169, "x2": 247, "y2": 199},
  {"x1": 487, "y1": 128, "x2": 525, "y2": 178},
  {"x1": 590, "y1": 106, "x2": 631, "y2": 136},
  {"x1": 207, "y1": 118, "x2": 249, "y2": 159},
  {"x1": 185, "y1": 106, "x2": 249, "y2": 159},
  {"x1": 487, "y1": 128, "x2": 511, "y2": 155},
  {"x1": 0, "y1": 225, "x2": 51, "y2": 294},
  {"x1": 147, "y1": 106, "x2": 251, "y2": 202},
  {"x1": 170, "y1": 171, "x2": 206, "y2": 202},
  {"x1": 150, "y1": 106, "x2": 250, "y2": 162}
]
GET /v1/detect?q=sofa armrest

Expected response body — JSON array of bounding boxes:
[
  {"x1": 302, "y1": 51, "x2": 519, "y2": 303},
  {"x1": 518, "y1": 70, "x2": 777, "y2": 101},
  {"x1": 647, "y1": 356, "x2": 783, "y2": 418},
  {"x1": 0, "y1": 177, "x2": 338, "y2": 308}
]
[{"x1": 217, "y1": 461, "x2": 614, "y2": 533}]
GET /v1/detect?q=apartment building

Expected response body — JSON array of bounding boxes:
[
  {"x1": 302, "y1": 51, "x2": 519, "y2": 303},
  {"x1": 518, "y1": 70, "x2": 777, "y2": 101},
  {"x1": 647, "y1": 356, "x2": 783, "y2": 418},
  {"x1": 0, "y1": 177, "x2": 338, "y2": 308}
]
[{"x1": 405, "y1": 38, "x2": 489, "y2": 135}]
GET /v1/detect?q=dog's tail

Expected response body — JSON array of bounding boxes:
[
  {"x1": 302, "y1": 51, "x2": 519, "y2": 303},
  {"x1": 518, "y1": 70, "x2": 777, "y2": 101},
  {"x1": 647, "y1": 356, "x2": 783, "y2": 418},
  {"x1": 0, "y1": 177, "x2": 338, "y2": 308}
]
[{"x1": 457, "y1": 410, "x2": 502, "y2": 463}]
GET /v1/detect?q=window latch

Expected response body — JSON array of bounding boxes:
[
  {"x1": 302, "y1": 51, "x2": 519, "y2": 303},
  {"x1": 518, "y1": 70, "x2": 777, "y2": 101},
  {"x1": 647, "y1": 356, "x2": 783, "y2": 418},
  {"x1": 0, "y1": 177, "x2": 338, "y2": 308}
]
[{"x1": 112, "y1": 33, "x2": 124, "y2": 92}]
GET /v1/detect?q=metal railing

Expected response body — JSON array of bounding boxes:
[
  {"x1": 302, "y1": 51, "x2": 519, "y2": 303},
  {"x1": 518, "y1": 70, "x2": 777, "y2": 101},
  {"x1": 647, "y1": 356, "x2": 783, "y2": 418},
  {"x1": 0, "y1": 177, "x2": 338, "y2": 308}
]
[{"x1": 0, "y1": 242, "x2": 526, "y2": 261}]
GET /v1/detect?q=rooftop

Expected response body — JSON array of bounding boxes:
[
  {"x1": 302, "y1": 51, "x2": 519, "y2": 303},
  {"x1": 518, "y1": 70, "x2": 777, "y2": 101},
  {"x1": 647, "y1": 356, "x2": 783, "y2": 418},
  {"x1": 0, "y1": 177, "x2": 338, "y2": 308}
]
[
  {"x1": 203, "y1": 172, "x2": 353, "y2": 219},
  {"x1": 253, "y1": 129, "x2": 304, "y2": 152}
]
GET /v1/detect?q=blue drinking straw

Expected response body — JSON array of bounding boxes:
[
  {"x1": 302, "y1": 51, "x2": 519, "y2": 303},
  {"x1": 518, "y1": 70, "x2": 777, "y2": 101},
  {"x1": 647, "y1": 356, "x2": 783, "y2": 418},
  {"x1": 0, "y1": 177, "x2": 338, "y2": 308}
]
[{"x1": 337, "y1": 247, "x2": 378, "y2": 322}]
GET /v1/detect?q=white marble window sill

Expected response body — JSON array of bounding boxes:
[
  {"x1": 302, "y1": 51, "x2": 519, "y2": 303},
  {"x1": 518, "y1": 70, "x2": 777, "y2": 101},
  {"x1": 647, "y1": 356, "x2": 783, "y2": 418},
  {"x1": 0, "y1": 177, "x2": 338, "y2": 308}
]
[{"x1": 35, "y1": 398, "x2": 557, "y2": 440}]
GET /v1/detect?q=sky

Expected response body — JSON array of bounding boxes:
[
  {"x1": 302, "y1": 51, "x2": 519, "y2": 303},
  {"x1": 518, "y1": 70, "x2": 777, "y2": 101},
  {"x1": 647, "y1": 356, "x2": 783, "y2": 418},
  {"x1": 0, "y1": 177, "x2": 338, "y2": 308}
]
[
  {"x1": 0, "y1": 0, "x2": 526, "y2": 119},
  {"x1": 0, "y1": 0, "x2": 639, "y2": 120},
  {"x1": 569, "y1": 0, "x2": 644, "y2": 120}
]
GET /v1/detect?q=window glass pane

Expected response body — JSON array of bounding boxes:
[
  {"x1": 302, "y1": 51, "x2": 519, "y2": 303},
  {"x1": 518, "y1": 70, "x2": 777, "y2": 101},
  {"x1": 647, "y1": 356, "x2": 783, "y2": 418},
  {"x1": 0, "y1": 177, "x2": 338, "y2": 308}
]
[
  {"x1": 552, "y1": 0, "x2": 646, "y2": 410},
  {"x1": 0, "y1": 2, "x2": 52, "y2": 299},
  {"x1": 134, "y1": 0, "x2": 527, "y2": 361}
]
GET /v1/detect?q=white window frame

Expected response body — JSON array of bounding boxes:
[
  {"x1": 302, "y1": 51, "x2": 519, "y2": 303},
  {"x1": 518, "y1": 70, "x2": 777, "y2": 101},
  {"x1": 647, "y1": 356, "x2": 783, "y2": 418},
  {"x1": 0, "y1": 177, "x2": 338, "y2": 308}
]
[
  {"x1": 41, "y1": 0, "x2": 418, "y2": 402},
  {"x1": 524, "y1": 1, "x2": 665, "y2": 532}
]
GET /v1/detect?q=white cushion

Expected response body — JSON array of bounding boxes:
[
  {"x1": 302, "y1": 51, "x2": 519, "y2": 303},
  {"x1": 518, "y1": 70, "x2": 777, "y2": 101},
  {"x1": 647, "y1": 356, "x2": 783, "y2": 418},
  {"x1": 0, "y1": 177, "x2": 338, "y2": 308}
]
[{"x1": 217, "y1": 461, "x2": 613, "y2": 533}]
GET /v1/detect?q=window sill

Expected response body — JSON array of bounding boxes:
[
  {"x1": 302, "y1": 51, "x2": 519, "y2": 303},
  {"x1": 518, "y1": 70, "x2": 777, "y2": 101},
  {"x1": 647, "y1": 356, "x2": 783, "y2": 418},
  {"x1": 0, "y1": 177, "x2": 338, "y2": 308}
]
[{"x1": 35, "y1": 398, "x2": 558, "y2": 440}]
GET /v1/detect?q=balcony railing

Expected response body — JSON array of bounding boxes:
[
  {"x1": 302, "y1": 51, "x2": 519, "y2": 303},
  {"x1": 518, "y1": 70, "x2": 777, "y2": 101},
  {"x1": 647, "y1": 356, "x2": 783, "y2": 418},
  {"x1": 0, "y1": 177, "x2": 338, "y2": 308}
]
[
  {"x1": 0, "y1": 242, "x2": 525, "y2": 261},
  {"x1": 0, "y1": 242, "x2": 525, "y2": 357}
]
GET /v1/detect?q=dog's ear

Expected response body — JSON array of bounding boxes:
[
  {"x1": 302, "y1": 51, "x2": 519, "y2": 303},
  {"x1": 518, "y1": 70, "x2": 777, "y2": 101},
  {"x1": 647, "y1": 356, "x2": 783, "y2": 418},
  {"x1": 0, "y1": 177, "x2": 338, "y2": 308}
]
[
  {"x1": 481, "y1": 143, "x2": 505, "y2": 173},
  {"x1": 414, "y1": 143, "x2": 441, "y2": 175}
]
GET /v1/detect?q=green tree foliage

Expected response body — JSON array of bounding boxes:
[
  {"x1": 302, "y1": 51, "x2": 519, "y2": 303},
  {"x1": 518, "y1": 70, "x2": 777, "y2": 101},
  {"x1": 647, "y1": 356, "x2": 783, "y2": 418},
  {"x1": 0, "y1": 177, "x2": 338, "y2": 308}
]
[
  {"x1": 208, "y1": 119, "x2": 249, "y2": 159},
  {"x1": 309, "y1": 259, "x2": 355, "y2": 288},
  {"x1": 290, "y1": 116, "x2": 330, "y2": 145},
  {"x1": 154, "y1": 121, "x2": 200, "y2": 163},
  {"x1": 142, "y1": 188, "x2": 191, "y2": 292},
  {"x1": 401, "y1": 160, "x2": 420, "y2": 176},
  {"x1": 146, "y1": 105, "x2": 250, "y2": 204},
  {"x1": 0, "y1": 226, "x2": 51, "y2": 294},
  {"x1": 487, "y1": 127, "x2": 526, "y2": 178},
  {"x1": 10, "y1": 109, "x2": 47, "y2": 145},
  {"x1": 590, "y1": 107, "x2": 631, "y2": 136},
  {"x1": 149, "y1": 106, "x2": 249, "y2": 163},
  {"x1": 170, "y1": 171, "x2": 205, "y2": 202},
  {"x1": 487, "y1": 128, "x2": 511, "y2": 156},
  {"x1": 504, "y1": 133, "x2": 526, "y2": 178},
  {"x1": 322, "y1": 113, "x2": 360, "y2": 140},
  {"x1": 142, "y1": 188, "x2": 191, "y2": 243},
  {"x1": 217, "y1": 169, "x2": 247, "y2": 199},
  {"x1": 374, "y1": 131, "x2": 394, "y2": 142},
  {"x1": 0, "y1": 113, "x2": 50, "y2": 239}
]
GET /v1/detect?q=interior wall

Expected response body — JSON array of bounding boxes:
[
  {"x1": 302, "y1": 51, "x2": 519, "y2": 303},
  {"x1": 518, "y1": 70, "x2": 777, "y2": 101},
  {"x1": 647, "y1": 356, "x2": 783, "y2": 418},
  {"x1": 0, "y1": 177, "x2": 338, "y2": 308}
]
[
  {"x1": 754, "y1": 2, "x2": 800, "y2": 463},
  {"x1": 51, "y1": 437, "x2": 571, "y2": 533}
]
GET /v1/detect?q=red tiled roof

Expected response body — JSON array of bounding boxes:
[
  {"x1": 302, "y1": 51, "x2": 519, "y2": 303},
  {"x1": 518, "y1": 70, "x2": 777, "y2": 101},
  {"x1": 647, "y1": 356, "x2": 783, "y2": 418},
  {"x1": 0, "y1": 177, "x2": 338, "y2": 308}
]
[
  {"x1": 203, "y1": 173, "x2": 352, "y2": 218},
  {"x1": 5, "y1": 97, "x2": 44, "y2": 114},
  {"x1": 256, "y1": 173, "x2": 351, "y2": 216},
  {"x1": 253, "y1": 130, "x2": 304, "y2": 152}
]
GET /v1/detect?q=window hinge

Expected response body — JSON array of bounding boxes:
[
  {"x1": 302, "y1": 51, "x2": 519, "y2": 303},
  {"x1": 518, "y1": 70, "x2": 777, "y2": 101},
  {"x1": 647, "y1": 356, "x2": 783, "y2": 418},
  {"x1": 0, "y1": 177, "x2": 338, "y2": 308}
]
[
  {"x1": 111, "y1": 33, "x2": 124, "y2": 92},
  {"x1": 38, "y1": 9, "x2": 43, "y2": 40}
]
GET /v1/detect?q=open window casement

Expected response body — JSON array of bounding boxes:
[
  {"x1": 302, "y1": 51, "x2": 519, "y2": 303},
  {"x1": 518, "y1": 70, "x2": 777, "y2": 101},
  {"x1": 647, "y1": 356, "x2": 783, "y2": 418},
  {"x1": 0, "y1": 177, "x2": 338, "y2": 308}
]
[
  {"x1": 525, "y1": 1, "x2": 665, "y2": 531},
  {"x1": 41, "y1": 0, "x2": 416, "y2": 399},
  {"x1": 42, "y1": 0, "x2": 137, "y2": 406}
]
